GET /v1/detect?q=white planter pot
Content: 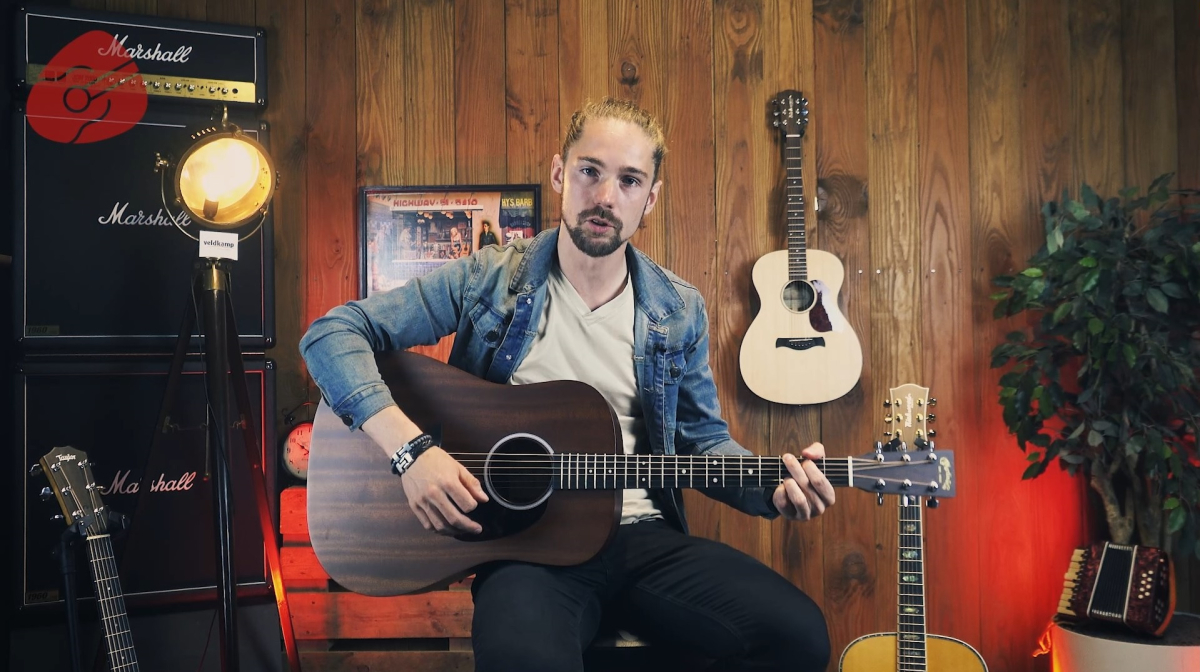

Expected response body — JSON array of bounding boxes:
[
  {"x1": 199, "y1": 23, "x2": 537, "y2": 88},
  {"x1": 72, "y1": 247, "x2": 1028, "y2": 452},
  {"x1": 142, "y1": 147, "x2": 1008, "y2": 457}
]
[{"x1": 1050, "y1": 614, "x2": 1200, "y2": 672}]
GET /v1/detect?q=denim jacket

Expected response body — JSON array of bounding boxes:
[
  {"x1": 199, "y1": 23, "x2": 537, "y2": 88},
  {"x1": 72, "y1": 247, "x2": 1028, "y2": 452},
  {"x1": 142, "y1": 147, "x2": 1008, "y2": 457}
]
[{"x1": 299, "y1": 227, "x2": 779, "y2": 533}]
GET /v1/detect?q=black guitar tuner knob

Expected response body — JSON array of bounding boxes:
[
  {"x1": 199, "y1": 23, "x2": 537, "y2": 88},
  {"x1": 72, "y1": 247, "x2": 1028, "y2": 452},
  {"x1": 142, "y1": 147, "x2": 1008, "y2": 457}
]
[
  {"x1": 927, "y1": 430, "x2": 937, "y2": 438},
  {"x1": 877, "y1": 493, "x2": 884, "y2": 506},
  {"x1": 39, "y1": 487, "x2": 53, "y2": 501},
  {"x1": 29, "y1": 463, "x2": 43, "y2": 477},
  {"x1": 927, "y1": 497, "x2": 939, "y2": 509},
  {"x1": 927, "y1": 413, "x2": 936, "y2": 422}
]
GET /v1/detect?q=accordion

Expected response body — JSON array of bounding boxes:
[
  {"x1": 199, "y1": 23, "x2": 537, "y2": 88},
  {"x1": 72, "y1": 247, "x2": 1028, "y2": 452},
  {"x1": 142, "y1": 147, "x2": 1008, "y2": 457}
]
[{"x1": 1058, "y1": 542, "x2": 1175, "y2": 636}]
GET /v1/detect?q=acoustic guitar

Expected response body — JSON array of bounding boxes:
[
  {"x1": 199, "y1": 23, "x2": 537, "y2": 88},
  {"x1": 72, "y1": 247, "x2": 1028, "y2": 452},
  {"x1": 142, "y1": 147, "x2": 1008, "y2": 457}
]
[
  {"x1": 35, "y1": 446, "x2": 140, "y2": 672},
  {"x1": 740, "y1": 90, "x2": 863, "y2": 404},
  {"x1": 307, "y1": 351, "x2": 956, "y2": 596},
  {"x1": 839, "y1": 384, "x2": 986, "y2": 672}
]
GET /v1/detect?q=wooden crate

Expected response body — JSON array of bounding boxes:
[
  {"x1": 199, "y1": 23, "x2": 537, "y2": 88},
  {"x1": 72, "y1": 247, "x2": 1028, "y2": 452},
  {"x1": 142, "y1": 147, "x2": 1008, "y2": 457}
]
[{"x1": 279, "y1": 486, "x2": 475, "y2": 672}]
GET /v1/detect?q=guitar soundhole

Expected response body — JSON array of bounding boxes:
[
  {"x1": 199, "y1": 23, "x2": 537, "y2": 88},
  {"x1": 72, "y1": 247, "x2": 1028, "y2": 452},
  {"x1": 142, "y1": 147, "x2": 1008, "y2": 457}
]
[
  {"x1": 782, "y1": 280, "x2": 816, "y2": 313},
  {"x1": 484, "y1": 433, "x2": 554, "y2": 510}
]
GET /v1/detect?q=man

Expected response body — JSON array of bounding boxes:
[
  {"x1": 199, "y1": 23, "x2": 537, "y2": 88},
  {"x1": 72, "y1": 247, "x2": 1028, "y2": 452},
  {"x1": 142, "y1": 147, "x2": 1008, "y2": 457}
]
[
  {"x1": 478, "y1": 219, "x2": 499, "y2": 247},
  {"x1": 300, "y1": 98, "x2": 833, "y2": 672}
]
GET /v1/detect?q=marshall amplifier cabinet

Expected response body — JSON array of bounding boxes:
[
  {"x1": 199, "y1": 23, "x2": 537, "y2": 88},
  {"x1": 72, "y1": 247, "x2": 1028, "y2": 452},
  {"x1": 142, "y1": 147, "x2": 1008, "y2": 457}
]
[
  {"x1": 14, "y1": 4, "x2": 267, "y2": 108},
  {"x1": 14, "y1": 357, "x2": 277, "y2": 610},
  {"x1": 13, "y1": 103, "x2": 275, "y2": 352}
]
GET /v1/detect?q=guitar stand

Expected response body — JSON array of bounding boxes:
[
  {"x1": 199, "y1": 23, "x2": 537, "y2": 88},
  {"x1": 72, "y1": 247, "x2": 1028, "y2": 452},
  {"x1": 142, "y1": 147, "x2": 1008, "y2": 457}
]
[
  {"x1": 111, "y1": 258, "x2": 299, "y2": 672},
  {"x1": 56, "y1": 510, "x2": 129, "y2": 672}
]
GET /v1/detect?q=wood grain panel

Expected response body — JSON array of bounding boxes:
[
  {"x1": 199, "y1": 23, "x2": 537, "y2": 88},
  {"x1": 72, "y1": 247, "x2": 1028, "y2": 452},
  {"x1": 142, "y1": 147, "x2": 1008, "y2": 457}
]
[
  {"x1": 557, "y1": 0, "x2": 609, "y2": 140},
  {"x1": 1070, "y1": 0, "x2": 1124, "y2": 195},
  {"x1": 866, "y1": 0, "x2": 919, "y2": 637},
  {"x1": 259, "y1": 0, "x2": 311, "y2": 422},
  {"x1": 455, "y1": 0, "x2": 508, "y2": 184},
  {"x1": 504, "y1": 0, "x2": 559, "y2": 224},
  {"x1": 968, "y1": 0, "x2": 1043, "y2": 669},
  {"x1": 306, "y1": 0, "x2": 357, "y2": 323},
  {"x1": 812, "y1": 0, "x2": 877, "y2": 659},
  {"x1": 712, "y1": 0, "x2": 771, "y2": 565},
  {"x1": 1122, "y1": 0, "x2": 1178, "y2": 191},
  {"x1": 292, "y1": 591, "x2": 474, "y2": 639},
  {"x1": 611, "y1": 0, "x2": 668, "y2": 264},
  {"x1": 157, "y1": 0, "x2": 203, "y2": 20},
  {"x1": 206, "y1": 0, "x2": 251, "y2": 25},
  {"x1": 356, "y1": 0, "x2": 408, "y2": 187},
  {"x1": 107, "y1": 0, "x2": 156, "y2": 14},
  {"x1": 916, "y1": 0, "x2": 979, "y2": 651},
  {"x1": 1179, "y1": 0, "x2": 1200, "y2": 192}
]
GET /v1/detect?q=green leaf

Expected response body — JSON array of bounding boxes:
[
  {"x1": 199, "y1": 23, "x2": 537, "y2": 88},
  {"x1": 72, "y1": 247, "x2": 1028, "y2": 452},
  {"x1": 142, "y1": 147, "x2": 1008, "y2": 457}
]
[
  {"x1": 1068, "y1": 423, "x2": 1087, "y2": 440},
  {"x1": 1081, "y1": 268, "x2": 1100, "y2": 292},
  {"x1": 989, "y1": 291, "x2": 1009, "y2": 301},
  {"x1": 1147, "y1": 288, "x2": 1169, "y2": 313},
  {"x1": 1088, "y1": 318, "x2": 1104, "y2": 335},
  {"x1": 1023, "y1": 462, "x2": 1044, "y2": 480},
  {"x1": 1092, "y1": 420, "x2": 1115, "y2": 432},
  {"x1": 1061, "y1": 453, "x2": 1086, "y2": 465},
  {"x1": 1082, "y1": 184, "x2": 1100, "y2": 209},
  {"x1": 1165, "y1": 497, "x2": 1182, "y2": 510},
  {"x1": 1162, "y1": 283, "x2": 1187, "y2": 299},
  {"x1": 1169, "y1": 506, "x2": 1187, "y2": 534},
  {"x1": 1079, "y1": 256, "x2": 1098, "y2": 268},
  {"x1": 1067, "y1": 200, "x2": 1090, "y2": 221},
  {"x1": 1027, "y1": 452, "x2": 1043, "y2": 462},
  {"x1": 1088, "y1": 430, "x2": 1104, "y2": 447},
  {"x1": 1021, "y1": 267, "x2": 1044, "y2": 278},
  {"x1": 1053, "y1": 302, "x2": 1073, "y2": 325},
  {"x1": 1123, "y1": 344, "x2": 1137, "y2": 368}
]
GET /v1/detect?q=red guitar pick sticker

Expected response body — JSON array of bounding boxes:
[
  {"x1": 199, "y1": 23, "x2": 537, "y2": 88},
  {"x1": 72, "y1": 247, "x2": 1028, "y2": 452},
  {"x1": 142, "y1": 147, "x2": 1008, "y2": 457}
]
[{"x1": 27, "y1": 30, "x2": 149, "y2": 144}]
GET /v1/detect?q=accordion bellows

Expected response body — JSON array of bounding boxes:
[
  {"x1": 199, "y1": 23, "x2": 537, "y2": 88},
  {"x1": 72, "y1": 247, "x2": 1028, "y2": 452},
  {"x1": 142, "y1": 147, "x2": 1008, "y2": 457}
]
[{"x1": 1059, "y1": 542, "x2": 1175, "y2": 636}]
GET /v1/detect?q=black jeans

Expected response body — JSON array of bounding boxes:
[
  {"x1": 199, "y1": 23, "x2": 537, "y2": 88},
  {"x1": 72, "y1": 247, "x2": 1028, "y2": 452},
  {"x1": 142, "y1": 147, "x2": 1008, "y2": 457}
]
[{"x1": 470, "y1": 519, "x2": 830, "y2": 672}]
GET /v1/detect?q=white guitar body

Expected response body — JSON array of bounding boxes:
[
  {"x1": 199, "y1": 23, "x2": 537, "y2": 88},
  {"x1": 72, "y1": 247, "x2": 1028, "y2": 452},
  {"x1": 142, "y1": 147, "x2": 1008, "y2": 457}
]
[{"x1": 740, "y1": 248, "x2": 862, "y2": 404}]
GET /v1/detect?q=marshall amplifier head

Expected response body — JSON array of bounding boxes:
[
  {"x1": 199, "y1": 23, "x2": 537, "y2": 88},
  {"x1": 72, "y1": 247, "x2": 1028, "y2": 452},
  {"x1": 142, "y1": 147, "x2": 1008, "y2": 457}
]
[
  {"x1": 14, "y1": 357, "x2": 277, "y2": 610},
  {"x1": 13, "y1": 104, "x2": 275, "y2": 353},
  {"x1": 14, "y1": 4, "x2": 267, "y2": 109}
]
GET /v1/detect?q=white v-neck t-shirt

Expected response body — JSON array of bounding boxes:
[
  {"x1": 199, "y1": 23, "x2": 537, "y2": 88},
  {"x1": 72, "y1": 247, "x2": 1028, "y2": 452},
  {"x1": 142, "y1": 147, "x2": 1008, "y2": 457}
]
[{"x1": 509, "y1": 262, "x2": 663, "y2": 524}]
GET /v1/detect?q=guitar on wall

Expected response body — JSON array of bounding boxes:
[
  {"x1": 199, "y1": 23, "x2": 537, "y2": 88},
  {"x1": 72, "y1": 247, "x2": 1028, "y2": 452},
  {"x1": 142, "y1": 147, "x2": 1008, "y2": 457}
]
[
  {"x1": 740, "y1": 90, "x2": 863, "y2": 405},
  {"x1": 307, "y1": 351, "x2": 957, "y2": 596},
  {"x1": 33, "y1": 446, "x2": 140, "y2": 672},
  {"x1": 839, "y1": 384, "x2": 987, "y2": 672}
]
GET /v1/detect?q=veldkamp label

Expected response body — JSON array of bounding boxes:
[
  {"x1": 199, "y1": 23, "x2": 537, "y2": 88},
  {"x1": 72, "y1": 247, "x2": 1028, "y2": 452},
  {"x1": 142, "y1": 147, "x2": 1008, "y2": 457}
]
[{"x1": 199, "y1": 230, "x2": 239, "y2": 260}]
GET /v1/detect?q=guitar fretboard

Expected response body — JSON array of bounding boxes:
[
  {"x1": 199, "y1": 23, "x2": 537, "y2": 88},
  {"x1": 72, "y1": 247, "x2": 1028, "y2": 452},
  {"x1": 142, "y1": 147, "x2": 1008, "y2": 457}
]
[
  {"x1": 898, "y1": 496, "x2": 927, "y2": 672},
  {"x1": 784, "y1": 132, "x2": 807, "y2": 282},
  {"x1": 86, "y1": 534, "x2": 140, "y2": 672},
  {"x1": 552, "y1": 454, "x2": 850, "y2": 490}
]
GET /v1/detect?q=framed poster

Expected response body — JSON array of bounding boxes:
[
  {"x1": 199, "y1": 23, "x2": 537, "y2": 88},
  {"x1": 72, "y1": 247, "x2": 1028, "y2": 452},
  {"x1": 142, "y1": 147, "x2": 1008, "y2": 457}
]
[{"x1": 359, "y1": 184, "x2": 541, "y2": 297}]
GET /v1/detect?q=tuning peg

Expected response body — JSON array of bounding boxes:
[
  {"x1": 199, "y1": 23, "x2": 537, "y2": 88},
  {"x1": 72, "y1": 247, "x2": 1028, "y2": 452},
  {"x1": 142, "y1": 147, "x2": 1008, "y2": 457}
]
[
  {"x1": 883, "y1": 399, "x2": 892, "y2": 407},
  {"x1": 928, "y1": 430, "x2": 937, "y2": 438},
  {"x1": 927, "y1": 413, "x2": 936, "y2": 422},
  {"x1": 52, "y1": 514, "x2": 65, "y2": 523},
  {"x1": 877, "y1": 493, "x2": 884, "y2": 506},
  {"x1": 928, "y1": 398, "x2": 937, "y2": 406},
  {"x1": 874, "y1": 440, "x2": 884, "y2": 453},
  {"x1": 927, "y1": 497, "x2": 940, "y2": 509},
  {"x1": 884, "y1": 415, "x2": 893, "y2": 423},
  {"x1": 29, "y1": 463, "x2": 43, "y2": 477},
  {"x1": 39, "y1": 487, "x2": 54, "y2": 501}
]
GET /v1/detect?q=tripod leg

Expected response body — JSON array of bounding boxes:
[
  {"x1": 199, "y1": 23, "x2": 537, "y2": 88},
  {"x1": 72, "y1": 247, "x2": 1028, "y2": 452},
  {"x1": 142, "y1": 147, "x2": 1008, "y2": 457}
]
[
  {"x1": 198, "y1": 260, "x2": 240, "y2": 672},
  {"x1": 223, "y1": 288, "x2": 302, "y2": 672}
]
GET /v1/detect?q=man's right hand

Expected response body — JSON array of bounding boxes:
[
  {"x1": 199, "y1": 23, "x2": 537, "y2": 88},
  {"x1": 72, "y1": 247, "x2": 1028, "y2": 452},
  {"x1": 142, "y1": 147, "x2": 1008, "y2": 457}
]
[{"x1": 400, "y1": 446, "x2": 489, "y2": 535}]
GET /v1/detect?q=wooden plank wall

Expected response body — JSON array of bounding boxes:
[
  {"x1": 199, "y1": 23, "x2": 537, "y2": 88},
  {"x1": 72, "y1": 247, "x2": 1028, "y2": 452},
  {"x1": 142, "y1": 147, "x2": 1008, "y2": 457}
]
[{"x1": 54, "y1": 0, "x2": 1200, "y2": 670}]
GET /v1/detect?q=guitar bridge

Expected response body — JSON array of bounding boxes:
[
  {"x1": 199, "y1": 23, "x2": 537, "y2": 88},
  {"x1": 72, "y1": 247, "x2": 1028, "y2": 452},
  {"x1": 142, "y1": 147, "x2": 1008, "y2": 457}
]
[{"x1": 775, "y1": 337, "x2": 825, "y2": 351}]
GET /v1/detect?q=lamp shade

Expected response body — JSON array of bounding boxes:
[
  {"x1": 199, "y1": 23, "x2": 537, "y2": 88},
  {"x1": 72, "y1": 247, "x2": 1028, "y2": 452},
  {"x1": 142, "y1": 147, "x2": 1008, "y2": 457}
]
[{"x1": 174, "y1": 129, "x2": 275, "y2": 229}]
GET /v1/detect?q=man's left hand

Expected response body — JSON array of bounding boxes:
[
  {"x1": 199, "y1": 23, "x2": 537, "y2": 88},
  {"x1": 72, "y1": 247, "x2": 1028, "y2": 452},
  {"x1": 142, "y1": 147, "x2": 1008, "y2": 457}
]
[{"x1": 772, "y1": 442, "x2": 835, "y2": 521}]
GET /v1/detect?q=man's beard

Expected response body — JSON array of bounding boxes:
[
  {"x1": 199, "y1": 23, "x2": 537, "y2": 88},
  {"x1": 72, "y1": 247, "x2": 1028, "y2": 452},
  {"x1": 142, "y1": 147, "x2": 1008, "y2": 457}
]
[{"x1": 565, "y1": 206, "x2": 637, "y2": 258}]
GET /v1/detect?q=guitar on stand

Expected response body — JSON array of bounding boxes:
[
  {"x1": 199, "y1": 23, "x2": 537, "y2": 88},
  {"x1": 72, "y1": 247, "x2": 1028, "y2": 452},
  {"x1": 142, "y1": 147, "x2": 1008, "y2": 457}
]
[
  {"x1": 32, "y1": 445, "x2": 140, "y2": 672},
  {"x1": 740, "y1": 90, "x2": 862, "y2": 404},
  {"x1": 839, "y1": 384, "x2": 987, "y2": 672}
]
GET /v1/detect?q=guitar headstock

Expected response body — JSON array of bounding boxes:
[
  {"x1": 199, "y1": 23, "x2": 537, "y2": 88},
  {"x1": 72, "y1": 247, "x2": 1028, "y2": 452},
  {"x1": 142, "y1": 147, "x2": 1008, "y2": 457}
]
[
  {"x1": 36, "y1": 445, "x2": 109, "y2": 536},
  {"x1": 770, "y1": 90, "x2": 809, "y2": 140},
  {"x1": 882, "y1": 383, "x2": 937, "y2": 450}
]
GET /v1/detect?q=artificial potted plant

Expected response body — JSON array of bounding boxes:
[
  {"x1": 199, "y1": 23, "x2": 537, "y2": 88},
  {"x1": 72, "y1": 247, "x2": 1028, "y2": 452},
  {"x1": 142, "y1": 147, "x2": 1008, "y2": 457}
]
[{"x1": 990, "y1": 175, "x2": 1200, "y2": 670}]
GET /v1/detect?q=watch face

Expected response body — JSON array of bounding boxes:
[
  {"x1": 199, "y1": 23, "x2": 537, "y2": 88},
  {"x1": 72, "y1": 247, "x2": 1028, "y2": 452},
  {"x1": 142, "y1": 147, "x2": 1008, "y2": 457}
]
[{"x1": 283, "y1": 422, "x2": 313, "y2": 479}]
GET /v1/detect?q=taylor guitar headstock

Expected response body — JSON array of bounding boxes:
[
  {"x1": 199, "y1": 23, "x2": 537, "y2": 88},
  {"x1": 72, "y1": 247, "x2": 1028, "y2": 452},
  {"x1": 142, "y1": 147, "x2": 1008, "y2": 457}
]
[
  {"x1": 876, "y1": 383, "x2": 941, "y2": 508},
  {"x1": 770, "y1": 90, "x2": 809, "y2": 141}
]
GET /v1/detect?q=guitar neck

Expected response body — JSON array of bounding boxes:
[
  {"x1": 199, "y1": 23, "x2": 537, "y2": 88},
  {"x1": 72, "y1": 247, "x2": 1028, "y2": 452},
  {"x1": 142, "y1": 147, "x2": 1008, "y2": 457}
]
[
  {"x1": 552, "y1": 454, "x2": 849, "y2": 491},
  {"x1": 898, "y1": 496, "x2": 927, "y2": 671},
  {"x1": 86, "y1": 534, "x2": 140, "y2": 672},
  {"x1": 783, "y1": 132, "x2": 807, "y2": 282}
]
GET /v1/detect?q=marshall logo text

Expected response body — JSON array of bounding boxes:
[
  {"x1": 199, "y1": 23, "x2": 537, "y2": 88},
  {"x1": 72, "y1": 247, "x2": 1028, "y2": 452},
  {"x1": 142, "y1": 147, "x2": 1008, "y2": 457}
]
[
  {"x1": 99, "y1": 202, "x2": 191, "y2": 227},
  {"x1": 100, "y1": 469, "x2": 199, "y2": 496},
  {"x1": 98, "y1": 34, "x2": 193, "y2": 64}
]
